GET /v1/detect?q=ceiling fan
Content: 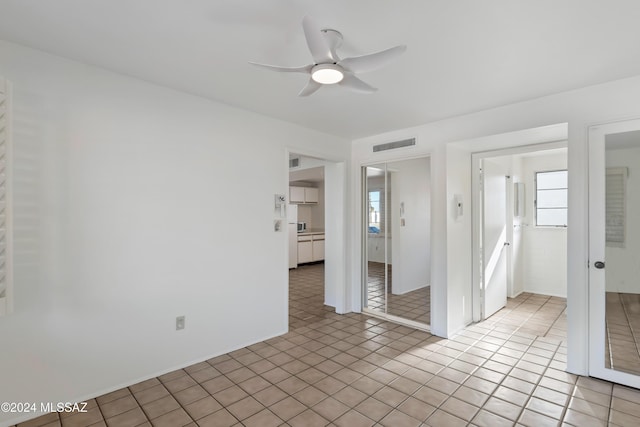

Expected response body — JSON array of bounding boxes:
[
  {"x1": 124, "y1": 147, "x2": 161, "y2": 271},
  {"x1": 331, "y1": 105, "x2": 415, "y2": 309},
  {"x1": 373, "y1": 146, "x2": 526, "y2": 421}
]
[{"x1": 250, "y1": 16, "x2": 406, "y2": 96}]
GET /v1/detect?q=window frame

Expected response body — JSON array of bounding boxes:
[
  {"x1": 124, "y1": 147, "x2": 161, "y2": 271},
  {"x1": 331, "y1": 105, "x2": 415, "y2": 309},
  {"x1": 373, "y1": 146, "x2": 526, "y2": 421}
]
[
  {"x1": 534, "y1": 169, "x2": 568, "y2": 228},
  {"x1": 368, "y1": 189, "x2": 381, "y2": 232}
]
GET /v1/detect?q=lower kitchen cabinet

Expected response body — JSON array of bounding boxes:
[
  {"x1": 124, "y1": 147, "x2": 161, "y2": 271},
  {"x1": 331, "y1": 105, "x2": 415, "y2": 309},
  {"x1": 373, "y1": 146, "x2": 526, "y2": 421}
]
[
  {"x1": 298, "y1": 233, "x2": 324, "y2": 264},
  {"x1": 312, "y1": 237, "x2": 325, "y2": 261},
  {"x1": 298, "y1": 236, "x2": 313, "y2": 264}
]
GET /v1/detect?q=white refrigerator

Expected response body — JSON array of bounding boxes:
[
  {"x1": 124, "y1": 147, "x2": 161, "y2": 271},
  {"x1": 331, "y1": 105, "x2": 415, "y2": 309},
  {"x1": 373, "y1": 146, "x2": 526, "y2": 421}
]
[{"x1": 287, "y1": 204, "x2": 298, "y2": 268}]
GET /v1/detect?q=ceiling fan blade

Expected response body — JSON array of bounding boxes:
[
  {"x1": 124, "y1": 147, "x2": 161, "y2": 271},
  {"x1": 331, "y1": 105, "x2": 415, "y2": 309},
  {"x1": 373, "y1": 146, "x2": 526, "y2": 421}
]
[
  {"x1": 249, "y1": 62, "x2": 312, "y2": 73},
  {"x1": 302, "y1": 15, "x2": 335, "y2": 64},
  {"x1": 339, "y1": 45, "x2": 407, "y2": 74},
  {"x1": 298, "y1": 79, "x2": 322, "y2": 97},
  {"x1": 339, "y1": 74, "x2": 377, "y2": 94}
]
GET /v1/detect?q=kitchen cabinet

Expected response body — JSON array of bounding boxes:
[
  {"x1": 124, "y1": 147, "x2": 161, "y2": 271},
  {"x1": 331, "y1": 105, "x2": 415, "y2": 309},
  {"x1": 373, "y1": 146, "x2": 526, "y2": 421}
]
[
  {"x1": 289, "y1": 186, "x2": 318, "y2": 204},
  {"x1": 367, "y1": 234, "x2": 391, "y2": 264},
  {"x1": 297, "y1": 235, "x2": 313, "y2": 264},
  {"x1": 297, "y1": 232, "x2": 324, "y2": 264},
  {"x1": 289, "y1": 186, "x2": 305, "y2": 203},
  {"x1": 312, "y1": 235, "x2": 325, "y2": 261},
  {"x1": 304, "y1": 187, "x2": 319, "y2": 203}
]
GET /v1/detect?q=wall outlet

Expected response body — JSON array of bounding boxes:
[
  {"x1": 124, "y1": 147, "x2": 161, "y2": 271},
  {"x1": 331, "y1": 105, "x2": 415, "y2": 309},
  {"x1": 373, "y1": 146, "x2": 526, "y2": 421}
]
[{"x1": 176, "y1": 316, "x2": 185, "y2": 330}]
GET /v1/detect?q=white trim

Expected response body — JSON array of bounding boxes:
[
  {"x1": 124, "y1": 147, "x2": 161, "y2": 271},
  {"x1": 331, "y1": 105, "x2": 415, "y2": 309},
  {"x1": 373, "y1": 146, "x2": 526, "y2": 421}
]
[
  {"x1": 285, "y1": 147, "x2": 348, "y2": 315},
  {"x1": 520, "y1": 290, "x2": 567, "y2": 299},
  {"x1": 588, "y1": 118, "x2": 640, "y2": 388},
  {"x1": 391, "y1": 283, "x2": 430, "y2": 296},
  {"x1": 362, "y1": 308, "x2": 430, "y2": 333},
  {"x1": 510, "y1": 290, "x2": 524, "y2": 299}
]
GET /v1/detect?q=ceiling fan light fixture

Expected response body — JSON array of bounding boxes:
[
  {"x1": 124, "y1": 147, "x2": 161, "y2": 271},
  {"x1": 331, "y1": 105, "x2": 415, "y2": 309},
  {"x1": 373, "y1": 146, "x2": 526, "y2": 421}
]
[
  {"x1": 311, "y1": 64, "x2": 344, "y2": 84},
  {"x1": 249, "y1": 16, "x2": 405, "y2": 96}
]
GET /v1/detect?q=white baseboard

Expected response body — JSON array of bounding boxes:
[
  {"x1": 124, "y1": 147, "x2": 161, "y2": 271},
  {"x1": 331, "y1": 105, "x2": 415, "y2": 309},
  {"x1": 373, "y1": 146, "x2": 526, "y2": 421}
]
[{"x1": 392, "y1": 283, "x2": 430, "y2": 296}]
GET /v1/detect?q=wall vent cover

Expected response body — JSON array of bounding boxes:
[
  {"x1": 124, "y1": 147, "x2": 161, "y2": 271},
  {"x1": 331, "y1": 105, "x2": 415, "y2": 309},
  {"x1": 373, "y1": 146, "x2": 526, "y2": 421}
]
[
  {"x1": 373, "y1": 138, "x2": 416, "y2": 152},
  {"x1": 289, "y1": 157, "x2": 300, "y2": 168}
]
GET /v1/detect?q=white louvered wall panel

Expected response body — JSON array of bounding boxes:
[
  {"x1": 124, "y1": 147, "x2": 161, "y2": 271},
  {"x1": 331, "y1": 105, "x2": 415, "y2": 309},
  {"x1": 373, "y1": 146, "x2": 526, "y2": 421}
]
[
  {"x1": 606, "y1": 167, "x2": 627, "y2": 247},
  {"x1": 0, "y1": 77, "x2": 11, "y2": 316}
]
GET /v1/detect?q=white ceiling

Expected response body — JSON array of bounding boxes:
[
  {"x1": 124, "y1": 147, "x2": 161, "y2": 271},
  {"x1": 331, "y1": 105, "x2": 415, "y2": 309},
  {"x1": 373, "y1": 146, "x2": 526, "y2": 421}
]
[
  {"x1": 606, "y1": 130, "x2": 640, "y2": 150},
  {"x1": 2, "y1": 0, "x2": 640, "y2": 139}
]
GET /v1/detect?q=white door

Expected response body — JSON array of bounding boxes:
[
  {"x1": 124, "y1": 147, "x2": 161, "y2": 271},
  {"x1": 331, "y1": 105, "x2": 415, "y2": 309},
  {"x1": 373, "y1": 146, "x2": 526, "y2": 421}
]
[
  {"x1": 482, "y1": 159, "x2": 508, "y2": 319},
  {"x1": 588, "y1": 119, "x2": 640, "y2": 388}
]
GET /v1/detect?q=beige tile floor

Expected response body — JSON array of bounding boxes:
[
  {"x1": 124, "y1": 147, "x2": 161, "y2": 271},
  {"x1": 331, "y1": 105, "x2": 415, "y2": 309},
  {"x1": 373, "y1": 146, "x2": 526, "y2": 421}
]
[
  {"x1": 605, "y1": 292, "x2": 640, "y2": 376},
  {"x1": 14, "y1": 264, "x2": 640, "y2": 427},
  {"x1": 366, "y1": 262, "x2": 431, "y2": 324},
  {"x1": 289, "y1": 263, "x2": 334, "y2": 330}
]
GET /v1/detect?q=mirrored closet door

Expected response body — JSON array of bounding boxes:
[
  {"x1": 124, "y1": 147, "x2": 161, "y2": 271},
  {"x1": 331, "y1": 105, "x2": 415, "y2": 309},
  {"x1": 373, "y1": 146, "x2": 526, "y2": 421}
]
[
  {"x1": 362, "y1": 157, "x2": 431, "y2": 328},
  {"x1": 589, "y1": 119, "x2": 640, "y2": 388}
]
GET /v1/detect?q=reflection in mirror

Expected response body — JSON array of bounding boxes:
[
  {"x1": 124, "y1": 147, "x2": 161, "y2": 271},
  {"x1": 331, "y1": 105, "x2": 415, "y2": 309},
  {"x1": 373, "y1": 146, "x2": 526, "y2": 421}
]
[
  {"x1": 605, "y1": 130, "x2": 640, "y2": 375},
  {"x1": 364, "y1": 164, "x2": 388, "y2": 314},
  {"x1": 363, "y1": 158, "x2": 431, "y2": 326},
  {"x1": 386, "y1": 158, "x2": 431, "y2": 324}
]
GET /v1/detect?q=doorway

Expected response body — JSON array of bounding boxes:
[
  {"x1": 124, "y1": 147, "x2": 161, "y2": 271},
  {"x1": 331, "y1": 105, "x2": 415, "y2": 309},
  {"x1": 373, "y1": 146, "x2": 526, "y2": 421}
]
[
  {"x1": 287, "y1": 153, "x2": 346, "y2": 329},
  {"x1": 473, "y1": 143, "x2": 568, "y2": 323},
  {"x1": 362, "y1": 156, "x2": 431, "y2": 329}
]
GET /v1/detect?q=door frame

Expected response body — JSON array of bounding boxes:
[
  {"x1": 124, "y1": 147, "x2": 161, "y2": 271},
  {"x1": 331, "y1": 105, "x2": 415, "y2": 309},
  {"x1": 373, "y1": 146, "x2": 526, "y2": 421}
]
[
  {"x1": 471, "y1": 141, "x2": 568, "y2": 322},
  {"x1": 588, "y1": 119, "x2": 640, "y2": 388},
  {"x1": 285, "y1": 148, "x2": 347, "y2": 317}
]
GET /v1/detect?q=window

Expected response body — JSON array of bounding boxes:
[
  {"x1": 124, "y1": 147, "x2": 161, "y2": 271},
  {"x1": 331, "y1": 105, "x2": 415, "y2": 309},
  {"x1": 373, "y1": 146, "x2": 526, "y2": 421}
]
[
  {"x1": 535, "y1": 170, "x2": 568, "y2": 227},
  {"x1": 368, "y1": 190, "x2": 381, "y2": 233},
  {"x1": 606, "y1": 167, "x2": 627, "y2": 247}
]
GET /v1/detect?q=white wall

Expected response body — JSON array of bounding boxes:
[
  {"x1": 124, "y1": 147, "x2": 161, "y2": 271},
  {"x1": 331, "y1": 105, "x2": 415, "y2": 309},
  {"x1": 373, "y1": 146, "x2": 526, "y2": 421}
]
[
  {"x1": 351, "y1": 75, "x2": 640, "y2": 376},
  {"x1": 605, "y1": 146, "x2": 640, "y2": 293},
  {"x1": 296, "y1": 203, "x2": 313, "y2": 226},
  {"x1": 311, "y1": 180, "x2": 325, "y2": 229},
  {"x1": 323, "y1": 161, "x2": 346, "y2": 312},
  {"x1": 390, "y1": 158, "x2": 431, "y2": 294},
  {"x1": 511, "y1": 156, "x2": 525, "y2": 298},
  {"x1": 0, "y1": 40, "x2": 349, "y2": 426},
  {"x1": 520, "y1": 152, "x2": 568, "y2": 297}
]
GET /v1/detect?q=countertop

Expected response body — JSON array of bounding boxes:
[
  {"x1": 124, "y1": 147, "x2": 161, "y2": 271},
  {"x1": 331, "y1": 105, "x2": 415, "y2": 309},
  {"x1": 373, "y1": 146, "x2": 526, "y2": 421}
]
[{"x1": 297, "y1": 229, "x2": 325, "y2": 236}]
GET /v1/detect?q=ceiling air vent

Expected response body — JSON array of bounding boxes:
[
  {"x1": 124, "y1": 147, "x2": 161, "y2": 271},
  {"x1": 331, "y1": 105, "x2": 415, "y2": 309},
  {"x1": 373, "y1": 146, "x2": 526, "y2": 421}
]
[
  {"x1": 373, "y1": 138, "x2": 416, "y2": 152},
  {"x1": 289, "y1": 157, "x2": 300, "y2": 168}
]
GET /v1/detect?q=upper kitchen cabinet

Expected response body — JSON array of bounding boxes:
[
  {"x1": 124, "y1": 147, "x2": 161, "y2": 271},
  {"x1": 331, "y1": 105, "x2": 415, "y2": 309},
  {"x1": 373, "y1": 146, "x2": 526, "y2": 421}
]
[
  {"x1": 289, "y1": 186, "x2": 318, "y2": 204},
  {"x1": 304, "y1": 187, "x2": 318, "y2": 203},
  {"x1": 290, "y1": 186, "x2": 305, "y2": 203}
]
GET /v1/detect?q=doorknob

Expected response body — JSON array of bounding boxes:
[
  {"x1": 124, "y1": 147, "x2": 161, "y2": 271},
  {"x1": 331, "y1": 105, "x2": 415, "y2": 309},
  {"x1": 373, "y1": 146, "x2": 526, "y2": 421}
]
[
  {"x1": 504, "y1": 242, "x2": 510, "y2": 246},
  {"x1": 594, "y1": 261, "x2": 605, "y2": 269}
]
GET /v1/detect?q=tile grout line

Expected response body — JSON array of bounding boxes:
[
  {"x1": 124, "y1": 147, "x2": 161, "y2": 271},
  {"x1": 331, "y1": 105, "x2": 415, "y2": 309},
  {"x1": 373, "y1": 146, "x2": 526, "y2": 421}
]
[{"x1": 463, "y1": 323, "x2": 562, "y2": 424}]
